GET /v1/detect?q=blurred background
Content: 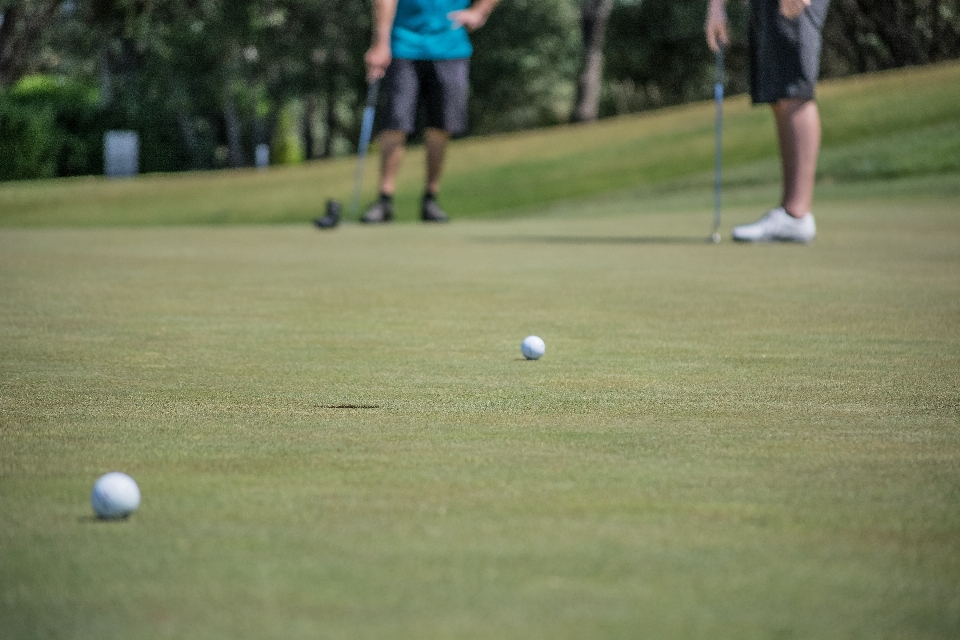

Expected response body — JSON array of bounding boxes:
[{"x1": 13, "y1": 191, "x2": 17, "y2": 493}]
[{"x1": 1, "y1": 0, "x2": 958, "y2": 181}]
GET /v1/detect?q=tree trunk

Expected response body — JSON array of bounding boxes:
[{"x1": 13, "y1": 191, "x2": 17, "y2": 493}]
[
  {"x1": 176, "y1": 110, "x2": 203, "y2": 170},
  {"x1": 303, "y1": 94, "x2": 316, "y2": 160},
  {"x1": 930, "y1": 0, "x2": 942, "y2": 60},
  {"x1": 264, "y1": 103, "x2": 280, "y2": 159},
  {"x1": 571, "y1": 0, "x2": 613, "y2": 123},
  {"x1": 223, "y1": 88, "x2": 246, "y2": 168},
  {"x1": 0, "y1": 6, "x2": 21, "y2": 87},
  {"x1": 322, "y1": 64, "x2": 337, "y2": 159},
  {"x1": 0, "y1": 2, "x2": 64, "y2": 89}
]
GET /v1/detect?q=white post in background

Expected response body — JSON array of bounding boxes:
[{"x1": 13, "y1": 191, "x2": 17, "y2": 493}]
[
  {"x1": 255, "y1": 143, "x2": 270, "y2": 169},
  {"x1": 104, "y1": 131, "x2": 139, "y2": 178}
]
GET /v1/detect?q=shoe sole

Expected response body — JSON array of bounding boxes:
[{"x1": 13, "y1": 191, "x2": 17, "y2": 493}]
[{"x1": 732, "y1": 236, "x2": 814, "y2": 243}]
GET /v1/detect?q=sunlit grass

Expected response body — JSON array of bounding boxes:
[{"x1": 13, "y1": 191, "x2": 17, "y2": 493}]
[
  {"x1": 2, "y1": 175, "x2": 960, "y2": 638},
  {"x1": 1, "y1": 62, "x2": 958, "y2": 226},
  {"x1": 1, "y1": 62, "x2": 959, "y2": 640}
]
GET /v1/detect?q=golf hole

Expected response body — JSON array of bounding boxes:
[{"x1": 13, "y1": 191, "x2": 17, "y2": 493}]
[{"x1": 320, "y1": 404, "x2": 381, "y2": 410}]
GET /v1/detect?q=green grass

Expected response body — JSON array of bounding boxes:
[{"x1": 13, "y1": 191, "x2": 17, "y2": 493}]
[
  {"x1": 2, "y1": 179, "x2": 959, "y2": 638},
  {"x1": 1, "y1": 63, "x2": 960, "y2": 639},
  {"x1": 0, "y1": 62, "x2": 958, "y2": 226}
]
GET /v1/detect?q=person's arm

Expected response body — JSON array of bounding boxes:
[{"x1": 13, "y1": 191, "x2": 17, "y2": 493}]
[
  {"x1": 705, "y1": 0, "x2": 729, "y2": 53},
  {"x1": 365, "y1": 0, "x2": 398, "y2": 81},
  {"x1": 448, "y1": 0, "x2": 499, "y2": 32}
]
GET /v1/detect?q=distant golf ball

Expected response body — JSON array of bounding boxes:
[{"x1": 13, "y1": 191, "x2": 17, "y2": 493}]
[
  {"x1": 91, "y1": 472, "x2": 141, "y2": 520},
  {"x1": 711, "y1": 232, "x2": 721, "y2": 244},
  {"x1": 521, "y1": 335, "x2": 546, "y2": 360}
]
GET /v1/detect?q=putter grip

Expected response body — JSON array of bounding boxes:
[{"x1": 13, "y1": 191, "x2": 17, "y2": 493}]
[
  {"x1": 358, "y1": 108, "x2": 376, "y2": 157},
  {"x1": 356, "y1": 80, "x2": 380, "y2": 157},
  {"x1": 715, "y1": 47, "x2": 725, "y2": 96},
  {"x1": 365, "y1": 79, "x2": 381, "y2": 108}
]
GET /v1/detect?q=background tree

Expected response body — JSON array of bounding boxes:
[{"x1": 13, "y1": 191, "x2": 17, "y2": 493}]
[
  {"x1": 0, "y1": 0, "x2": 70, "y2": 88},
  {"x1": 571, "y1": 0, "x2": 613, "y2": 123},
  {"x1": 822, "y1": 0, "x2": 960, "y2": 74},
  {"x1": 470, "y1": 0, "x2": 580, "y2": 133},
  {"x1": 2, "y1": 0, "x2": 959, "y2": 181},
  {"x1": 72, "y1": 0, "x2": 370, "y2": 170},
  {"x1": 601, "y1": 0, "x2": 960, "y2": 117}
]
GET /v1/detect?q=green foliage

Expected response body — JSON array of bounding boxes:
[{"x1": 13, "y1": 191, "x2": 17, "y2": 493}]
[
  {"x1": 470, "y1": 0, "x2": 581, "y2": 132},
  {"x1": 3, "y1": 0, "x2": 959, "y2": 180},
  {"x1": 270, "y1": 104, "x2": 305, "y2": 165},
  {"x1": 823, "y1": 0, "x2": 960, "y2": 74},
  {"x1": 0, "y1": 72, "x2": 195, "y2": 180},
  {"x1": 0, "y1": 74, "x2": 104, "y2": 180},
  {"x1": 0, "y1": 96, "x2": 56, "y2": 181},
  {"x1": 603, "y1": 0, "x2": 960, "y2": 117},
  {"x1": 603, "y1": 0, "x2": 751, "y2": 115},
  {"x1": 129, "y1": 104, "x2": 198, "y2": 175}
]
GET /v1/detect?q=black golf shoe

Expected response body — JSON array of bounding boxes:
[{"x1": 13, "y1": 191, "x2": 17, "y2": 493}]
[
  {"x1": 360, "y1": 200, "x2": 394, "y2": 224},
  {"x1": 421, "y1": 198, "x2": 449, "y2": 223},
  {"x1": 313, "y1": 200, "x2": 341, "y2": 229}
]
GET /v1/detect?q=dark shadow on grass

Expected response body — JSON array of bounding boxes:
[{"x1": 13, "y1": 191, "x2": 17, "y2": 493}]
[
  {"x1": 472, "y1": 235, "x2": 713, "y2": 245},
  {"x1": 319, "y1": 404, "x2": 382, "y2": 410},
  {"x1": 78, "y1": 515, "x2": 131, "y2": 524}
]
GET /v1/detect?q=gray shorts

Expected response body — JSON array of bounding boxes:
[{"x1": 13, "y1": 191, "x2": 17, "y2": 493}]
[
  {"x1": 749, "y1": 0, "x2": 830, "y2": 104},
  {"x1": 381, "y1": 58, "x2": 470, "y2": 137}
]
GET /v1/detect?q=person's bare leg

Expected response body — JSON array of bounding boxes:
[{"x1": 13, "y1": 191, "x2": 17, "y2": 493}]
[
  {"x1": 378, "y1": 129, "x2": 407, "y2": 196},
  {"x1": 772, "y1": 98, "x2": 821, "y2": 218},
  {"x1": 424, "y1": 127, "x2": 450, "y2": 195}
]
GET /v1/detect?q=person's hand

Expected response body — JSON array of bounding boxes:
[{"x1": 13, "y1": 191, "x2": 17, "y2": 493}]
[
  {"x1": 448, "y1": 7, "x2": 489, "y2": 32},
  {"x1": 364, "y1": 41, "x2": 391, "y2": 81},
  {"x1": 705, "y1": 1, "x2": 729, "y2": 53},
  {"x1": 780, "y1": 0, "x2": 811, "y2": 19}
]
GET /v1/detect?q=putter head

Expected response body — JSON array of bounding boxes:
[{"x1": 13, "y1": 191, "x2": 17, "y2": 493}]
[{"x1": 313, "y1": 200, "x2": 342, "y2": 229}]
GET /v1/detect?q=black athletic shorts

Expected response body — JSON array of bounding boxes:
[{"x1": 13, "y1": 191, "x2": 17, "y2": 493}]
[
  {"x1": 749, "y1": 0, "x2": 830, "y2": 104},
  {"x1": 381, "y1": 58, "x2": 470, "y2": 137}
]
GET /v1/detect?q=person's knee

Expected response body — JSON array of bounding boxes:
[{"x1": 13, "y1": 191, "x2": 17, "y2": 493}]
[
  {"x1": 773, "y1": 97, "x2": 814, "y2": 115},
  {"x1": 379, "y1": 130, "x2": 407, "y2": 148},
  {"x1": 424, "y1": 128, "x2": 450, "y2": 144}
]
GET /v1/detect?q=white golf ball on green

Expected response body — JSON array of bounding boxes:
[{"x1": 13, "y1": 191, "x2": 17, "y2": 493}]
[
  {"x1": 91, "y1": 472, "x2": 141, "y2": 519},
  {"x1": 521, "y1": 335, "x2": 545, "y2": 360}
]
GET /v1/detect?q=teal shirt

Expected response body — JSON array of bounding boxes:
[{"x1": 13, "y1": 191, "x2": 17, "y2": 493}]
[{"x1": 392, "y1": 0, "x2": 473, "y2": 60}]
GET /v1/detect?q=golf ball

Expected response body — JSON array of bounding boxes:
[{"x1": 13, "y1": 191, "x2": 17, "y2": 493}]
[
  {"x1": 91, "y1": 472, "x2": 141, "y2": 520},
  {"x1": 521, "y1": 335, "x2": 546, "y2": 360}
]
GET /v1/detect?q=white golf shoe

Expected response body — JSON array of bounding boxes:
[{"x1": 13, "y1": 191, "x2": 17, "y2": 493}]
[{"x1": 731, "y1": 207, "x2": 816, "y2": 243}]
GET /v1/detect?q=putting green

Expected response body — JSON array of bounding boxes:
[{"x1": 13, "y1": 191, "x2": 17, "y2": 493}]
[{"x1": 1, "y1": 179, "x2": 958, "y2": 638}]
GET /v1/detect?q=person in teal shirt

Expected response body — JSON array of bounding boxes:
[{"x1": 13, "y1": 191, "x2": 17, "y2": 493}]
[
  {"x1": 392, "y1": 0, "x2": 474, "y2": 60},
  {"x1": 361, "y1": 0, "x2": 499, "y2": 224}
]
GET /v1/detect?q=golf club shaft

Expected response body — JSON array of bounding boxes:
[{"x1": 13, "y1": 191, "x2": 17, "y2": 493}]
[
  {"x1": 349, "y1": 79, "x2": 381, "y2": 217},
  {"x1": 713, "y1": 47, "x2": 724, "y2": 236}
]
